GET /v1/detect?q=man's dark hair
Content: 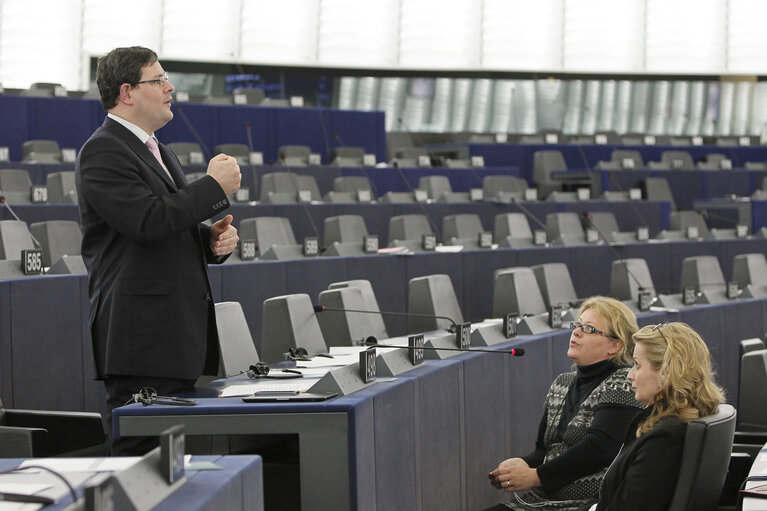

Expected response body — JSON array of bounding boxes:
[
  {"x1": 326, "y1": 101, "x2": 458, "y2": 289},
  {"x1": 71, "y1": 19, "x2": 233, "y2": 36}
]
[{"x1": 96, "y1": 46, "x2": 158, "y2": 110}]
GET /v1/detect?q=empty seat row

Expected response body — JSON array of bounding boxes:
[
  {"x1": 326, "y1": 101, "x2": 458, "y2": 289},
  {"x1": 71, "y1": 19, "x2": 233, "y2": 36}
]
[{"x1": 0, "y1": 169, "x2": 76, "y2": 205}]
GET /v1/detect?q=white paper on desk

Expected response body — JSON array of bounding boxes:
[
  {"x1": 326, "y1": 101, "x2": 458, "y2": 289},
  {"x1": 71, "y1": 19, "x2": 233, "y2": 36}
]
[
  {"x1": 328, "y1": 346, "x2": 367, "y2": 355},
  {"x1": 0, "y1": 498, "x2": 45, "y2": 511},
  {"x1": 18, "y1": 457, "x2": 141, "y2": 473},
  {"x1": 220, "y1": 380, "x2": 317, "y2": 397},
  {"x1": 296, "y1": 354, "x2": 358, "y2": 368}
]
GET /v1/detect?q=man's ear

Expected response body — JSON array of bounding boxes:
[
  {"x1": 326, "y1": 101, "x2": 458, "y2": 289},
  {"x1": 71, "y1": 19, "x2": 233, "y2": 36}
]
[{"x1": 119, "y1": 83, "x2": 134, "y2": 105}]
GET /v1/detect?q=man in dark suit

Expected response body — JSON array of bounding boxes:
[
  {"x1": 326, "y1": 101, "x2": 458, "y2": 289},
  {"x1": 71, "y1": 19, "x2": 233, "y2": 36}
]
[{"x1": 76, "y1": 46, "x2": 242, "y2": 454}]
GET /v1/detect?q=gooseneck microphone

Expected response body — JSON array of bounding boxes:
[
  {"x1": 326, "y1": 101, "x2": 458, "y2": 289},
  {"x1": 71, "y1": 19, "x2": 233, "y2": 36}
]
[
  {"x1": 510, "y1": 197, "x2": 548, "y2": 231},
  {"x1": 0, "y1": 194, "x2": 42, "y2": 248},
  {"x1": 314, "y1": 304, "x2": 458, "y2": 332},
  {"x1": 364, "y1": 336, "x2": 525, "y2": 356}
]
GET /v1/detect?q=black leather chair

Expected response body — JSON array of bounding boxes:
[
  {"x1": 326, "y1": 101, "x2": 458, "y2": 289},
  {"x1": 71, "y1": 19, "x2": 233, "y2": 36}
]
[
  {"x1": 0, "y1": 398, "x2": 107, "y2": 457},
  {"x1": 667, "y1": 403, "x2": 736, "y2": 511}
]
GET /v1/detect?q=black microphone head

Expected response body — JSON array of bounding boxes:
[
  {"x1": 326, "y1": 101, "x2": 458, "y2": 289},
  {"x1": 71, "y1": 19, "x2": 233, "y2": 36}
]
[
  {"x1": 313, "y1": 305, "x2": 325, "y2": 312},
  {"x1": 582, "y1": 211, "x2": 590, "y2": 219},
  {"x1": 364, "y1": 336, "x2": 378, "y2": 346},
  {"x1": 510, "y1": 347, "x2": 525, "y2": 356},
  {"x1": 0, "y1": 195, "x2": 5, "y2": 203}
]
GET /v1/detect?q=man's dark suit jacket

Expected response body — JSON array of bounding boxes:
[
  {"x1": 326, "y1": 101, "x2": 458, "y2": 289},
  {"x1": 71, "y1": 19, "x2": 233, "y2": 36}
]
[{"x1": 76, "y1": 117, "x2": 230, "y2": 380}]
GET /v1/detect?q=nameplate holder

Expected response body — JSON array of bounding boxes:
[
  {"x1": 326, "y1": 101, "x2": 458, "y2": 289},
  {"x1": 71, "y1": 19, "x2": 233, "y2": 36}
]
[
  {"x1": 232, "y1": 93, "x2": 247, "y2": 105},
  {"x1": 363, "y1": 154, "x2": 377, "y2": 166},
  {"x1": 533, "y1": 230, "x2": 547, "y2": 246},
  {"x1": 357, "y1": 189, "x2": 372, "y2": 202},
  {"x1": 503, "y1": 313, "x2": 518, "y2": 338},
  {"x1": 636, "y1": 226, "x2": 650, "y2": 241},
  {"x1": 408, "y1": 334, "x2": 424, "y2": 365},
  {"x1": 691, "y1": 136, "x2": 703, "y2": 146},
  {"x1": 595, "y1": 134, "x2": 608, "y2": 145},
  {"x1": 727, "y1": 281, "x2": 740, "y2": 299},
  {"x1": 417, "y1": 155, "x2": 431, "y2": 167},
  {"x1": 31, "y1": 185, "x2": 48, "y2": 203},
  {"x1": 577, "y1": 188, "x2": 591, "y2": 201},
  {"x1": 160, "y1": 425, "x2": 185, "y2": 484},
  {"x1": 249, "y1": 152, "x2": 263, "y2": 165},
  {"x1": 363, "y1": 234, "x2": 379, "y2": 254},
  {"x1": 470, "y1": 188, "x2": 484, "y2": 201},
  {"x1": 309, "y1": 362, "x2": 375, "y2": 395},
  {"x1": 456, "y1": 322, "x2": 471, "y2": 349},
  {"x1": 638, "y1": 290, "x2": 652, "y2": 312},
  {"x1": 234, "y1": 187, "x2": 250, "y2": 202},
  {"x1": 175, "y1": 91, "x2": 190, "y2": 102},
  {"x1": 739, "y1": 136, "x2": 751, "y2": 146},
  {"x1": 239, "y1": 239, "x2": 256, "y2": 261},
  {"x1": 736, "y1": 224, "x2": 749, "y2": 238},
  {"x1": 549, "y1": 305, "x2": 563, "y2": 329},
  {"x1": 686, "y1": 226, "x2": 699, "y2": 239},
  {"x1": 478, "y1": 231, "x2": 493, "y2": 248},
  {"x1": 189, "y1": 151, "x2": 204, "y2": 164},
  {"x1": 644, "y1": 135, "x2": 656, "y2": 145},
  {"x1": 289, "y1": 96, "x2": 304, "y2": 107},
  {"x1": 628, "y1": 188, "x2": 642, "y2": 200},
  {"x1": 721, "y1": 159, "x2": 733, "y2": 170},
  {"x1": 414, "y1": 189, "x2": 428, "y2": 202},
  {"x1": 297, "y1": 189, "x2": 312, "y2": 203},
  {"x1": 585, "y1": 228, "x2": 599, "y2": 243},
  {"x1": 360, "y1": 348, "x2": 377, "y2": 383},
  {"x1": 303, "y1": 237, "x2": 319, "y2": 257},
  {"x1": 21, "y1": 249, "x2": 42, "y2": 275},
  {"x1": 422, "y1": 234, "x2": 436, "y2": 251},
  {"x1": 61, "y1": 148, "x2": 77, "y2": 162},
  {"x1": 622, "y1": 158, "x2": 635, "y2": 169},
  {"x1": 545, "y1": 133, "x2": 559, "y2": 144},
  {"x1": 308, "y1": 153, "x2": 322, "y2": 166},
  {"x1": 84, "y1": 473, "x2": 115, "y2": 511},
  {"x1": 683, "y1": 286, "x2": 698, "y2": 306},
  {"x1": 671, "y1": 159, "x2": 684, "y2": 169},
  {"x1": 53, "y1": 85, "x2": 67, "y2": 97},
  {"x1": 470, "y1": 155, "x2": 485, "y2": 167},
  {"x1": 0, "y1": 146, "x2": 8, "y2": 162},
  {"x1": 524, "y1": 188, "x2": 538, "y2": 201}
]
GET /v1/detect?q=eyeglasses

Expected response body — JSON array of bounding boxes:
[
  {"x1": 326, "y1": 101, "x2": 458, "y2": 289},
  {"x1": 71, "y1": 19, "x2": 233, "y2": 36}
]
[
  {"x1": 569, "y1": 321, "x2": 619, "y2": 340},
  {"x1": 653, "y1": 323, "x2": 670, "y2": 345},
  {"x1": 134, "y1": 72, "x2": 169, "y2": 87}
]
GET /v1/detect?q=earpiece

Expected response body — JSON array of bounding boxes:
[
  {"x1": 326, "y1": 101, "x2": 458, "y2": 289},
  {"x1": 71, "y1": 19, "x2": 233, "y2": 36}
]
[
  {"x1": 285, "y1": 347, "x2": 310, "y2": 361},
  {"x1": 246, "y1": 363, "x2": 303, "y2": 380},
  {"x1": 131, "y1": 387, "x2": 196, "y2": 407}
]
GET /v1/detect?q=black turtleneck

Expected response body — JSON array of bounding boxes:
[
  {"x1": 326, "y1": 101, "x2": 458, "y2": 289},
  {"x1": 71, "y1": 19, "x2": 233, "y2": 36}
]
[{"x1": 521, "y1": 360, "x2": 642, "y2": 492}]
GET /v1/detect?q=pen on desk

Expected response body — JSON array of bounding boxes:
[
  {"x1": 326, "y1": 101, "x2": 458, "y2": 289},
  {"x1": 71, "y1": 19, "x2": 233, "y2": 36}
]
[
  {"x1": 316, "y1": 353, "x2": 334, "y2": 358},
  {"x1": 0, "y1": 492, "x2": 55, "y2": 504}
]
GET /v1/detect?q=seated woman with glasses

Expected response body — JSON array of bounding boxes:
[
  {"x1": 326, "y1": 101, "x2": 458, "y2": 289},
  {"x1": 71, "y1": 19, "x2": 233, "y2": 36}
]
[
  {"x1": 592, "y1": 322, "x2": 724, "y2": 511},
  {"x1": 485, "y1": 296, "x2": 644, "y2": 511}
]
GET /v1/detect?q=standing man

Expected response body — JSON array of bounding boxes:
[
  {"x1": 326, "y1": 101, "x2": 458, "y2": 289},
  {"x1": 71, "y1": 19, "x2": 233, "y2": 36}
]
[{"x1": 76, "y1": 46, "x2": 241, "y2": 455}]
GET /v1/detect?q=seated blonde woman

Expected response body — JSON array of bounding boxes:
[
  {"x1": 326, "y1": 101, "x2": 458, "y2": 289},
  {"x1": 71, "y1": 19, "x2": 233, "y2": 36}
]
[{"x1": 594, "y1": 322, "x2": 724, "y2": 511}]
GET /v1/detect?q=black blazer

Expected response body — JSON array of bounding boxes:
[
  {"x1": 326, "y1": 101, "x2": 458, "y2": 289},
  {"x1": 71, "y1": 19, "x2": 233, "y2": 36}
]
[
  {"x1": 596, "y1": 406, "x2": 687, "y2": 511},
  {"x1": 76, "y1": 117, "x2": 230, "y2": 380}
]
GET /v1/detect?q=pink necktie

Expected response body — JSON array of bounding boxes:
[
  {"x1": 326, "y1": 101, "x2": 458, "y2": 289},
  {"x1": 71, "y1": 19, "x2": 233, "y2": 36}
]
[{"x1": 145, "y1": 137, "x2": 174, "y2": 181}]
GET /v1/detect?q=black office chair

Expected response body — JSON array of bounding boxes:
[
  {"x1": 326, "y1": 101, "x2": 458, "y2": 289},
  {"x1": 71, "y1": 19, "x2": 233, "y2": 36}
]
[
  {"x1": 667, "y1": 403, "x2": 736, "y2": 511},
  {"x1": 0, "y1": 397, "x2": 107, "y2": 458}
]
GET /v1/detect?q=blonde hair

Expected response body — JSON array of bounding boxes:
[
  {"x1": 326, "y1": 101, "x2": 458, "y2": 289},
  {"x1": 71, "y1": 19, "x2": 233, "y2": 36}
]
[
  {"x1": 578, "y1": 296, "x2": 639, "y2": 366},
  {"x1": 632, "y1": 322, "x2": 724, "y2": 436}
]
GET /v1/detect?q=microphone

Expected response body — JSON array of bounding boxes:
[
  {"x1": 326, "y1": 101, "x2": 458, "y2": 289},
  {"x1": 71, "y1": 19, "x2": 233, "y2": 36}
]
[
  {"x1": 364, "y1": 336, "x2": 525, "y2": 356},
  {"x1": 314, "y1": 304, "x2": 459, "y2": 332},
  {"x1": 0, "y1": 194, "x2": 42, "y2": 248},
  {"x1": 509, "y1": 197, "x2": 547, "y2": 231},
  {"x1": 173, "y1": 105, "x2": 210, "y2": 161},
  {"x1": 243, "y1": 121, "x2": 259, "y2": 200}
]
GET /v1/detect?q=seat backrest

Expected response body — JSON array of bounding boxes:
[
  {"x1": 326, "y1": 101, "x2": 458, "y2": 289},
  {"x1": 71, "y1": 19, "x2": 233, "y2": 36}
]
[
  {"x1": 418, "y1": 175, "x2": 452, "y2": 199},
  {"x1": 531, "y1": 263, "x2": 578, "y2": 309},
  {"x1": 214, "y1": 301, "x2": 260, "y2": 377},
  {"x1": 333, "y1": 176, "x2": 373, "y2": 194},
  {"x1": 442, "y1": 214, "x2": 483, "y2": 241},
  {"x1": 329, "y1": 147, "x2": 365, "y2": 167},
  {"x1": 277, "y1": 145, "x2": 312, "y2": 166},
  {"x1": 732, "y1": 253, "x2": 767, "y2": 289},
  {"x1": 21, "y1": 140, "x2": 61, "y2": 163},
  {"x1": 407, "y1": 274, "x2": 464, "y2": 333},
  {"x1": 323, "y1": 215, "x2": 369, "y2": 247},
  {"x1": 680, "y1": 255, "x2": 726, "y2": 293},
  {"x1": 213, "y1": 144, "x2": 249, "y2": 166},
  {"x1": 532, "y1": 150, "x2": 567, "y2": 188},
  {"x1": 232, "y1": 87, "x2": 266, "y2": 105},
  {"x1": 493, "y1": 267, "x2": 547, "y2": 317},
  {"x1": 389, "y1": 214, "x2": 434, "y2": 242},
  {"x1": 482, "y1": 175, "x2": 528, "y2": 198},
  {"x1": 29, "y1": 220, "x2": 82, "y2": 267},
  {"x1": 0, "y1": 220, "x2": 36, "y2": 259},
  {"x1": 239, "y1": 217, "x2": 297, "y2": 253},
  {"x1": 740, "y1": 338, "x2": 766, "y2": 357},
  {"x1": 644, "y1": 177, "x2": 677, "y2": 211},
  {"x1": 609, "y1": 258, "x2": 657, "y2": 301},
  {"x1": 667, "y1": 403, "x2": 736, "y2": 511},
  {"x1": 46, "y1": 171, "x2": 77, "y2": 204},
  {"x1": 585, "y1": 211, "x2": 621, "y2": 238},
  {"x1": 318, "y1": 286, "x2": 380, "y2": 346},
  {"x1": 670, "y1": 210, "x2": 710, "y2": 238},
  {"x1": 167, "y1": 142, "x2": 204, "y2": 165},
  {"x1": 261, "y1": 293, "x2": 328, "y2": 363},
  {"x1": 738, "y1": 350, "x2": 767, "y2": 430},
  {"x1": 260, "y1": 172, "x2": 321, "y2": 202},
  {"x1": 328, "y1": 279, "x2": 388, "y2": 339},
  {"x1": 546, "y1": 212, "x2": 585, "y2": 244},
  {"x1": 493, "y1": 213, "x2": 533, "y2": 242}
]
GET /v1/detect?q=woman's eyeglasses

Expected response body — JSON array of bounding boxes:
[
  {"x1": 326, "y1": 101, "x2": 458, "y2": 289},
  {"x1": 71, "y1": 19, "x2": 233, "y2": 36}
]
[{"x1": 569, "y1": 321, "x2": 619, "y2": 340}]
